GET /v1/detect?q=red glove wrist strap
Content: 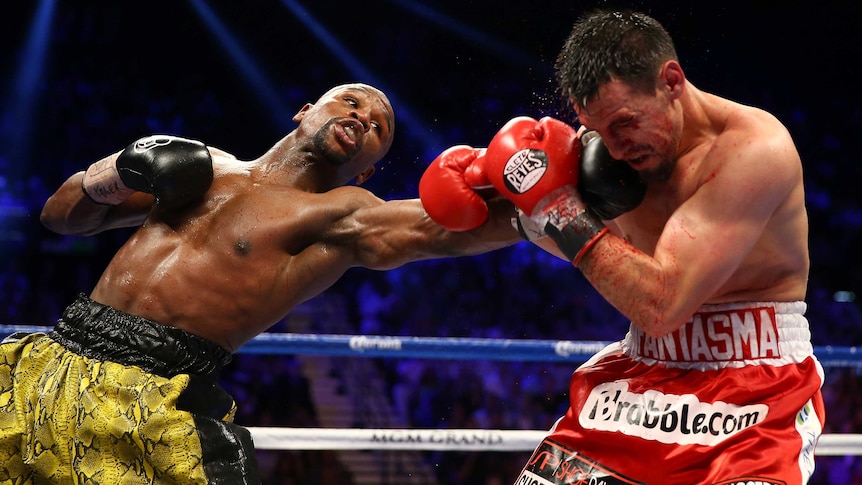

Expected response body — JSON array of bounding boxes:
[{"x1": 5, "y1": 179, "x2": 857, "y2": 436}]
[
  {"x1": 543, "y1": 209, "x2": 608, "y2": 265},
  {"x1": 573, "y1": 226, "x2": 609, "y2": 267}
]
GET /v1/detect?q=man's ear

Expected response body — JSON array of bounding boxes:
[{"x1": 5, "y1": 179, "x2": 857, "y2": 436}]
[
  {"x1": 354, "y1": 166, "x2": 376, "y2": 185},
  {"x1": 660, "y1": 61, "x2": 685, "y2": 100},
  {"x1": 293, "y1": 103, "x2": 314, "y2": 122}
]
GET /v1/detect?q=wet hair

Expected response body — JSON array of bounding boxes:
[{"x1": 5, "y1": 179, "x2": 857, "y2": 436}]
[{"x1": 555, "y1": 10, "x2": 678, "y2": 109}]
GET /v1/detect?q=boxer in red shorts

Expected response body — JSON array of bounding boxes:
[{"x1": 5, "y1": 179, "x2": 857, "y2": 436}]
[
  {"x1": 418, "y1": 9, "x2": 822, "y2": 484},
  {"x1": 519, "y1": 301, "x2": 823, "y2": 484}
]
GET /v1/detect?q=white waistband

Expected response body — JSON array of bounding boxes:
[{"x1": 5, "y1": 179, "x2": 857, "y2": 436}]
[{"x1": 621, "y1": 301, "x2": 814, "y2": 370}]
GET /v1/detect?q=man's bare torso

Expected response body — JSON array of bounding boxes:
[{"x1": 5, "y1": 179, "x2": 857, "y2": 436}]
[
  {"x1": 613, "y1": 97, "x2": 809, "y2": 306},
  {"x1": 90, "y1": 158, "x2": 361, "y2": 351}
]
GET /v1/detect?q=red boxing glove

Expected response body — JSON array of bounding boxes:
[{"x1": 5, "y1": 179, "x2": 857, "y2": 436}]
[
  {"x1": 419, "y1": 145, "x2": 492, "y2": 231},
  {"x1": 485, "y1": 116, "x2": 581, "y2": 215},
  {"x1": 485, "y1": 116, "x2": 608, "y2": 266}
]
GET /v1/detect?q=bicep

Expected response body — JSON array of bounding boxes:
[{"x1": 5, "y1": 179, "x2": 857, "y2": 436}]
[
  {"x1": 654, "y1": 148, "x2": 795, "y2": 313},
  {"x1": 655, "y1": 207, "x2": 756, "y2": 312},
  {"x1": 349, "y1": 199, "x2": 451, "y2": 270},
  {"x1": 345, "y1": 197, "x2": 520, "y2": 270}
]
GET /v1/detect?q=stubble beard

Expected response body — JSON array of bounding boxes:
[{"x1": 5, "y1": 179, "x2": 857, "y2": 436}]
[
  {"x1": 639, "y1": 156, "x2": 676, "y2": 184},
  {"x1": 312, "y1": 119, "x2": 352, "y2": 167},
  {"x1": 638, "y1": 130, "x2": 680, "y2": 184}
]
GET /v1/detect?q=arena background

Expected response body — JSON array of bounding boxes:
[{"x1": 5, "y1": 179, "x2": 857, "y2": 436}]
[{"x1": 1, "y1": 1, "x2": 861, "y2": 483}]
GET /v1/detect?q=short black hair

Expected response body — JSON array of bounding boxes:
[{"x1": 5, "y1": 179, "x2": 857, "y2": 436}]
[{"x1": 555, "y1": 9, "x2": 679, "y2": 109}]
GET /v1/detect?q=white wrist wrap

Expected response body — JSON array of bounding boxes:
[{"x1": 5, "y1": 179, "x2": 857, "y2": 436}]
[{"x1": 81, "y1": 158, "x2": 135, "y2": 205}]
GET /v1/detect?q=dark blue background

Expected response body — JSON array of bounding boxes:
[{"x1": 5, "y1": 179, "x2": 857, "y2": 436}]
[{"x1": 1, "y1": 2, "x2": 861, "y2": 482}]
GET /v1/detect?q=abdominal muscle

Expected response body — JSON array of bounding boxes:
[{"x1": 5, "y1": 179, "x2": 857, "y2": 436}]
[{"x1": 89, "y1": 217, "x2": 330, "y2": 352}]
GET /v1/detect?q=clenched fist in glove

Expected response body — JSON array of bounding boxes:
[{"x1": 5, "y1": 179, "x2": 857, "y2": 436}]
[
  {"x1": 419, "y1": 145, "x2": 493, "y2": 231},
  {"x1": 82, "y1": 135, "x2": 214, "y2": 210},
  {"x1": 484, "y1": 116, "x2": 644, "y2": 266}
]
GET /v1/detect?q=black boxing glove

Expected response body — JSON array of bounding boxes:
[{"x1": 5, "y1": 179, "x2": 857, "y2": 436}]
[
  {"x1": 578, "y1": 132, "x2": 646, "y2": 220},
  {"x1": 538, "y1": 131, "x2": 646, "y2": 266},
  {"x1": 82, "y1": 135, "x2": 214, "y2": 210}
]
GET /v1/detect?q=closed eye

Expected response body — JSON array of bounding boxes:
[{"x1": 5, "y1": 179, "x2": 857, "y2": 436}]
[{"x1": 613, "y1": 116, "x2": 635, "y2": 129}]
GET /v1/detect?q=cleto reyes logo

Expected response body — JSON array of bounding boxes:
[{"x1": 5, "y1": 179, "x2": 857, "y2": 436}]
[
  {"x1": 579, "y1": 382, "x2": 768, "y2": 446},
  {"x1": 133, "y1": 135, "x2": 172, "y2": 153},
  {"x1": 504, "y1": 149, "x2": 548, "y2": 194}
]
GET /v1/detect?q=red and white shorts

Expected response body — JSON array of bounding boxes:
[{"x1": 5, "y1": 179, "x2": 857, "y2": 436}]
[{"x1": 514, "y1": 301, "x2": 825, "y2": 485}]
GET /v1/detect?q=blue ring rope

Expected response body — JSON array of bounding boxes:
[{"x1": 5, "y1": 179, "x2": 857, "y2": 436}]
[{"x1": 1, "y1": 324, "x2": 859, "y2": 366}]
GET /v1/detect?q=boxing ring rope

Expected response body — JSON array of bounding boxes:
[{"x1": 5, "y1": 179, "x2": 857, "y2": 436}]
[
  {"x1": 247, "y1": 427, "x2": 862, "y2": 456},
  {"x1": 5, "y1": 324, "x2": 857, "y2": 365},
  {"x1": 2, "y1": 325, "x2": 861, "y2": 456}
]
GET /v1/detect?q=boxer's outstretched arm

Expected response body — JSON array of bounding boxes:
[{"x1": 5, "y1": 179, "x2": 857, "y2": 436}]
[
  {"x1": 323, "y1": 187, "x2": 521, "y2": 271},
  {"x1": 359, "y1": 198, "x2": 521, "y2": 270}
]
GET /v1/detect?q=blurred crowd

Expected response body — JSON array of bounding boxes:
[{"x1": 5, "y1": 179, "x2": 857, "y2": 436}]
[{"x1": 2, "y1": 3, "x2": 862, "y2": 483}]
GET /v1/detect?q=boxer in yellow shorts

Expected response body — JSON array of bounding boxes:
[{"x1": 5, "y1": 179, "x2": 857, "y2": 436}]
[
  {"x1": 0, "y1": 294, "x2": 256, "y2": 483},
  {"x1": 5, "y1": 82, "x2": 519, "y2": 483}
]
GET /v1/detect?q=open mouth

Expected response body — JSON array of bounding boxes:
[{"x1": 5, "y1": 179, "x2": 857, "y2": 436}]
[{"x1": 334, "y1": 118, "x2": 363, "y2": 152}]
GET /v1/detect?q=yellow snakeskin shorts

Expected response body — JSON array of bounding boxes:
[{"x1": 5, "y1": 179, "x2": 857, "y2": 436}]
[{"x1": 0, "y1": 295, "x2": 259, "y2": 484}]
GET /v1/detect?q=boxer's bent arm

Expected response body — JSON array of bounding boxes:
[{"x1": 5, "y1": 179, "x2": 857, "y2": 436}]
[
  {"x1": 41, "y1": 142, "x2": 230, "y2": 235},
  {"x1": 41, "y1": 165, "x2": 153, "y2": 236},
  {"x1": 521, "y1": 210, "x2": 623, "y2": 262},
  {"x1": 577, "y1": 128, "x2": 802, "y2": 337}
]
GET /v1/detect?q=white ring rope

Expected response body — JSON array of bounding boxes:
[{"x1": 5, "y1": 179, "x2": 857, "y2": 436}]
[{"x1": 246, "y1": 427, "x2": 860, "y2": 456}]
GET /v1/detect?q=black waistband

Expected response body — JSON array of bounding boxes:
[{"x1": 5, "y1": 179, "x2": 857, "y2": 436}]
[{"x1": 50, "y1": 293, "x2": 232, "y2": 377}]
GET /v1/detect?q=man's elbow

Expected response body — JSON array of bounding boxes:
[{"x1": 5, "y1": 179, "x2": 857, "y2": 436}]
[
  {"x1": 639, "y1": 324, "x2": 677, "y2": 339},
  {"x1": 634, "y1": 311, "x2": 693, "y2": 339},
  {"x1": 39, "y1": 204, "x2": 70, "y2": 234},
  {"x1": 39, "y1": 204, "x2": 99, "y2": 236}
]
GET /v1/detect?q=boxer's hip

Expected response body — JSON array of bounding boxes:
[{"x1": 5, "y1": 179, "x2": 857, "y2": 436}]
[
  {"x1": 622, "y1": 301, "x2": 815, "y2": 370},
  {"x1": 50, "y1": 293, "x2": 232, "y2": 377}
]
